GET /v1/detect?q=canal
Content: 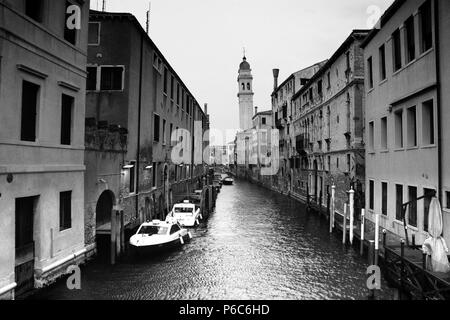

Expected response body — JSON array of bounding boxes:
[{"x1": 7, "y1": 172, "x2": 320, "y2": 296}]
[{"x1": 30, "y1": 179, "x2": 394, "y2": 300}]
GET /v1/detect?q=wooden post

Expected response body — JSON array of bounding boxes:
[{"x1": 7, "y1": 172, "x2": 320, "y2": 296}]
[
  {"x1": 400, "y1": 239, "x2": 405, "y2": 299},
  {"x1": 110, "y1": 210, "x2": 117, "y2": 265},
  {"x1": 383, "y1": 229, "x2": 387, "y2": 247},
  {"x1": 343, "y1": 204, "x2": 347, "y2": 245},
  {"x1": 115, "y1": 210, "x2": 121, "y2": 258},
  {"x1": 349, "y1": 188, "x2": 355, "y2": 245},
  {"x1": 374, "y1": 213, "x2": 380, "y2": 265},
  {"x1": 412, "y1": 233, "x2": 416, "y2": 247},
  {"x1": 368, "y1": 240, "x2": 375, "y2": 300},
  {"x1": 360, "y1": 209, "x2": 365, "y2": 256},
  {"x1": 330, "y1": 185, "x2": 335, "y2": 233},
  {"x1": 120, "y1": 210, "x2": 125, "y2": 256}
]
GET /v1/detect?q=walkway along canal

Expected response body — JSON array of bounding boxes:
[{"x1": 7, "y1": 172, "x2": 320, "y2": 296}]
[{"x1": 29, "y1": 179, "x2": 395, "y2": 300}]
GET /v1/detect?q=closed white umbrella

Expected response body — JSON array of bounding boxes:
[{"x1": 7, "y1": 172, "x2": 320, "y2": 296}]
[{"x1": 422, "y1": 198, "x2": 450, "y2": 273}]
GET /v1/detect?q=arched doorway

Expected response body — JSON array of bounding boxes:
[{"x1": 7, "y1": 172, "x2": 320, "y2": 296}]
[
  {"x1": 96, "y1": 191, "x2": 114, "y2": 228},
  {"x1": 95, "y1": 190, "x2": 115, "y2": 261}
]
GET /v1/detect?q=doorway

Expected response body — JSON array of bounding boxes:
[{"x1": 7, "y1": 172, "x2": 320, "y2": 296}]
[{"x1": 15, "y1": 196, "x2": 38, "y2": 297}]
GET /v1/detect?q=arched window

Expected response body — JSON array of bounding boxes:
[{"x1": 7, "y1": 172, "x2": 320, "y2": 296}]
[
  {"x1": 242, "y1": 83, "x2": 245, "y2": 91},
  {"x1": 247, "y1": 83, "x2": 250, "y2": 90}
]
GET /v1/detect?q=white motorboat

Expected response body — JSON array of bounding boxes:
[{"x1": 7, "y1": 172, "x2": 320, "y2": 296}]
[
  {"x1": 129, "y1": 220, "x2": 191, "y2": 253},
  {"x1": 166, "y1": 200, "x2": 202, "y2": 227}
]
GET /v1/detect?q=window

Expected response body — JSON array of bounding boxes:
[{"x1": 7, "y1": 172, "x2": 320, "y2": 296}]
[
  {"x1": 420, "y1": 0, "x2": 433, "y2": 53},
  {"x1": 170, "y1": 76, "x2": 175, "y2": 100},
  {"x1": 405, "y1": 16, "x2": 416, "y2": 63},
  {"x1": 347, "y1": 154, "x2": 351, "y2": 173},
  {"x1": 21, "y1": 80, "x2": 39, "y2": 142},
  {"x1": 394, "y1": 110, "x2": 403, "y2": 148},
  {"x1": 25, "y1": 0, "x2": 43, "y2": 22},
  {"x1": 381, "y1": 117, "x2": 387, "y2": 150},
  {"x1": 176, "y1": 84, "x2": 180, "y2": 105},
  {"x1": 262, "y1": 117, "x2": 266, "y2": 125},
  {"x1": 88, "y1": 22, "x2": 100, "y2": 45},
  {"x1": 408, "y1": 186, "x2": 418, "y2": 227},
  {"x1": 369, "y1": 180, "x2": 374, "y2": 210},
  {"x1": 423, "y1": 188, "x2": 434, "y2": 232},
  {"x1": 318, "y1": 80, "x2": 323, "y2": 97},
  {"x1": 309, "y1": 88, "x2": 313, "y2": 101},
  {"x1": 153, "y1": 114, "x2": 160, "y2": 142},
  {"x1": 60, "y1": 191, "x2": 72, "y2": 231},
  {"x1": 396, "y1": 184, "x2": 403, "y2": 221},
  {"x1": 162, "y1": 119, "x2": 167, "y2": 145},
  {"x1": 327, "y1": 156, "x2": 331, "y2": 171},
  {"x1": 152, "y1": 162, "x2": 157, "y2": 187},
  {"x1": 379, "y1": 44, "x2": 386, "y2": 81},
  {"x1": 392, "y1": 29, "x2": 402, "y2": 72},
  {"x1": 163, "y1": 68, "x2": 168, "y2": 94},
  {"x1": 407, "y1": 106, "x2": 417, "y2": 147},
  {"x1": 129, "y1": 161, "x2": 136, "y2": 194},
  {"x1": 247, "y1": 83, "x2": 251, "y2": 90},
  {"x1": 100, "y1": 67, "x2": 123, "y2": 91},
  {"x1": 422, "y1": 100, "x2": 435, "y2": 145},
  {"x1": 367, "y1": 57, "x2": 373, "y2": 89},
  {"x1": 382, "y1": 182, "x2": 388, "y2": 216},
  {"x1": 368, "y1": 121, "x2": 374, "y2": 151},
  {"x1": 336, "y1": 157, "x2": 339, "y2": 169},
  {"x1": 446, "y1": 191, "x2": 450, "y2": 210},
  {"x1": 242, "y1": 83, "x2": 245, "y2": 91},
  {"x1": 61, "y1": 94, "x2": 73, "y2": 145},
  {"x1": 87, "y1": 67, "x2": 97, "y2": 90},
  {"x1": 64, "y1": 1, "x2": 77, "y2": 45},
  {"x1": 327, "y1": 72, "x2": 331, "y2": 88},
  {"x1": 169, "y1": 123, "x2": 173, "y2": 146}
]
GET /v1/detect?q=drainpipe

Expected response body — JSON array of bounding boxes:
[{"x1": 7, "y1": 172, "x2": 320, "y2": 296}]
[
  {"x1": 434, "y1": 0, "x2": 443, "y2": 203},
  {"x1": 135, "y1": 34, "x2": 144, "y2": 222}
]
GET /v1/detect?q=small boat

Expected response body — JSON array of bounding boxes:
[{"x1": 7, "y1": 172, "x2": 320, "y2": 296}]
[
  {"x1": 130, "y1": 220, "x2": 191, "y2": 254},
  {"x1": 166, "y1": 200, "x2": 202, "y2": 227},
  {"x1": 223, "y1": 177, "x2": 234, "y2": 185}
]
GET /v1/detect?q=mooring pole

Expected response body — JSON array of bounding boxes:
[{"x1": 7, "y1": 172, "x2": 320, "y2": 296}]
[
  {"x1": 368, "y1": 240, "x2": 376, "y2": 300},
  {"x1": 349, "y1": 188, "x2": 355, "y2": 245},
  {"x1": 360, "y1": 209, "x2": 365, "y2": 256},
  {"x1": 110, "y1": 209, "x2": 117, "y2": 265},
  {"x1": 400, "y1": 239, "x2": 405, "y2": 299},
  {"x1": 343, "y1": 204, "x2": 347, "y2": 245},
  {"x1": 374, "y1": 213, "x2": 380, "y2": 265},
  {"x1": 330, "y1": 185, "x2": 336, "y2": 233}
]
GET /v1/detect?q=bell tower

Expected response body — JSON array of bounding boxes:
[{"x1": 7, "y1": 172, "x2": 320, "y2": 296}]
[{"x1": 237, "y1": 55, "x2": 254, "y2": 130}]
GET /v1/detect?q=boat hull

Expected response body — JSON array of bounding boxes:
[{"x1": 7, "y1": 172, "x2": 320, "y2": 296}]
[{"x1": 130, "y1": 235, "x2": 190, "y2": 255}]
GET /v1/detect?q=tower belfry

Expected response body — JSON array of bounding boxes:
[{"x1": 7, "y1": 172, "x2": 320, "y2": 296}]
[{"x1": 237, "y1": 55, "x2": 254, "y2": 131}]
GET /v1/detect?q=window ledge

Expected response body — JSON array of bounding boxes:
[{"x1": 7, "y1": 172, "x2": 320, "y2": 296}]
[
  {"x1": 394, "y1": 147, "x2": 405, "y2": 152},
  {"x1": 421, "y1": 144, "x2": 437, "y2": 150},
  {"x1": 407, "y1": 225, "x2": 419, "y2": 232},
  {"x1": 367, "y1": 87, "x2": 374, "y2": 95},
  {"x1": 406, "y1": 146, "x2": 419, "y2": 151},
  {"x1": 380, "y1": 149, "x2": 389, "y2": 153},
  {"x1": 368, "y1": 151, "x2": 376, "y2": 155},
  {"x1": 379, "y1": 79, "x2": 387, "y2": 86}
]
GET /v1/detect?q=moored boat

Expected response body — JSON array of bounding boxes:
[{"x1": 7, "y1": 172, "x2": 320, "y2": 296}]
[
  {"x1": 166, "y1": 200, "x2": 202, "y2": 227},
  {"x1": 129, "y1": 220, "x2": 191, "y2": 254}
]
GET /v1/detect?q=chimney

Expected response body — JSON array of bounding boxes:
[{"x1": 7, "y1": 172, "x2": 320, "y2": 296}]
[
  {"x1": 204, "y1": 103, "x2": 208, "y2": 115},
  {"x1": 273, "y1": 69, "x2": 280, "y2": 90},
  {"x1": 254, "y1": 107, "x2": 258, "y2": 115}
]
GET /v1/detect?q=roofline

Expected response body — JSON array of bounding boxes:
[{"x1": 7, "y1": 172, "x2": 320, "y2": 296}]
[
  {"x1": 271, "y1": 60, "x2": 328, "y2": 96},
  {"x1": 360, "y1": 0, "x2": 406, "y2": 49},
  {"x1": 252, "y1": 110, "x2": 272, "y2": 120},
  {"x1": 89, "y1": 10, "x2": 206, "y2": 118},
  {"x1": 292, "y1": 29, "x2": 370, "y2": 100}
]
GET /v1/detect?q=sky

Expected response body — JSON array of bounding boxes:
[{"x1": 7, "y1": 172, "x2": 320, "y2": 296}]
[{"x1": 90, "y1": 0, "x2": 394, "y2": 144}]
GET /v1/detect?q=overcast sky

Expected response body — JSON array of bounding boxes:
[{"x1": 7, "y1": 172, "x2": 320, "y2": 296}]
[{"x1": 90, "y1": 0, "x2": 394, "y2": 144}]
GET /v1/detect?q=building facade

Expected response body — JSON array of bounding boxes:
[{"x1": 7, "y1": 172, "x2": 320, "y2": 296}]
[
  {"x1": 291, "y1": 30, "x2": 369, "y2": 215},
  {"x1": 84, "y1": 11, "x2": 210, "y2": 257},
  {"x1": 0, "y1": 0, "x2": 90, "y2": 299},
  {"x1": 362, "y1": 0, "x2": 450, "y2": 244},
  {"x1": 270, "y1": 62, "x2": 326, "y2": 194}
]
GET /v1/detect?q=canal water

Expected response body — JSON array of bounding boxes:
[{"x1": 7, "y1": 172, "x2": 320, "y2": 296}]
[{"x1": 30, "y1": 179, "x2": 394, "y2": 300}]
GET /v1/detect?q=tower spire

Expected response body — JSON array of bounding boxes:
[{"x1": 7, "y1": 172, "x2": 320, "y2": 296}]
[{"x1": 243, "y1": 47, "x2": 246, "y2": 59}]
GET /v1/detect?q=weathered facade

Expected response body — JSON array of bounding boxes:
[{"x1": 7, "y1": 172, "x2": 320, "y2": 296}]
[
  {"x1": 84, "y1": 11, "x2": 210, "y2": 256},
  {"x1": 362, "y1": 0, "x2": 450, "y2": 244},
  {"x1": 0, "y1": 0, "x2": 90, "y2": 299},
  {"x1": 292, "y1": 30, "x2": 369, "y2": 215},
  {"x1": 269, "y1": 62, "x2": 326, "y2": 194}
]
